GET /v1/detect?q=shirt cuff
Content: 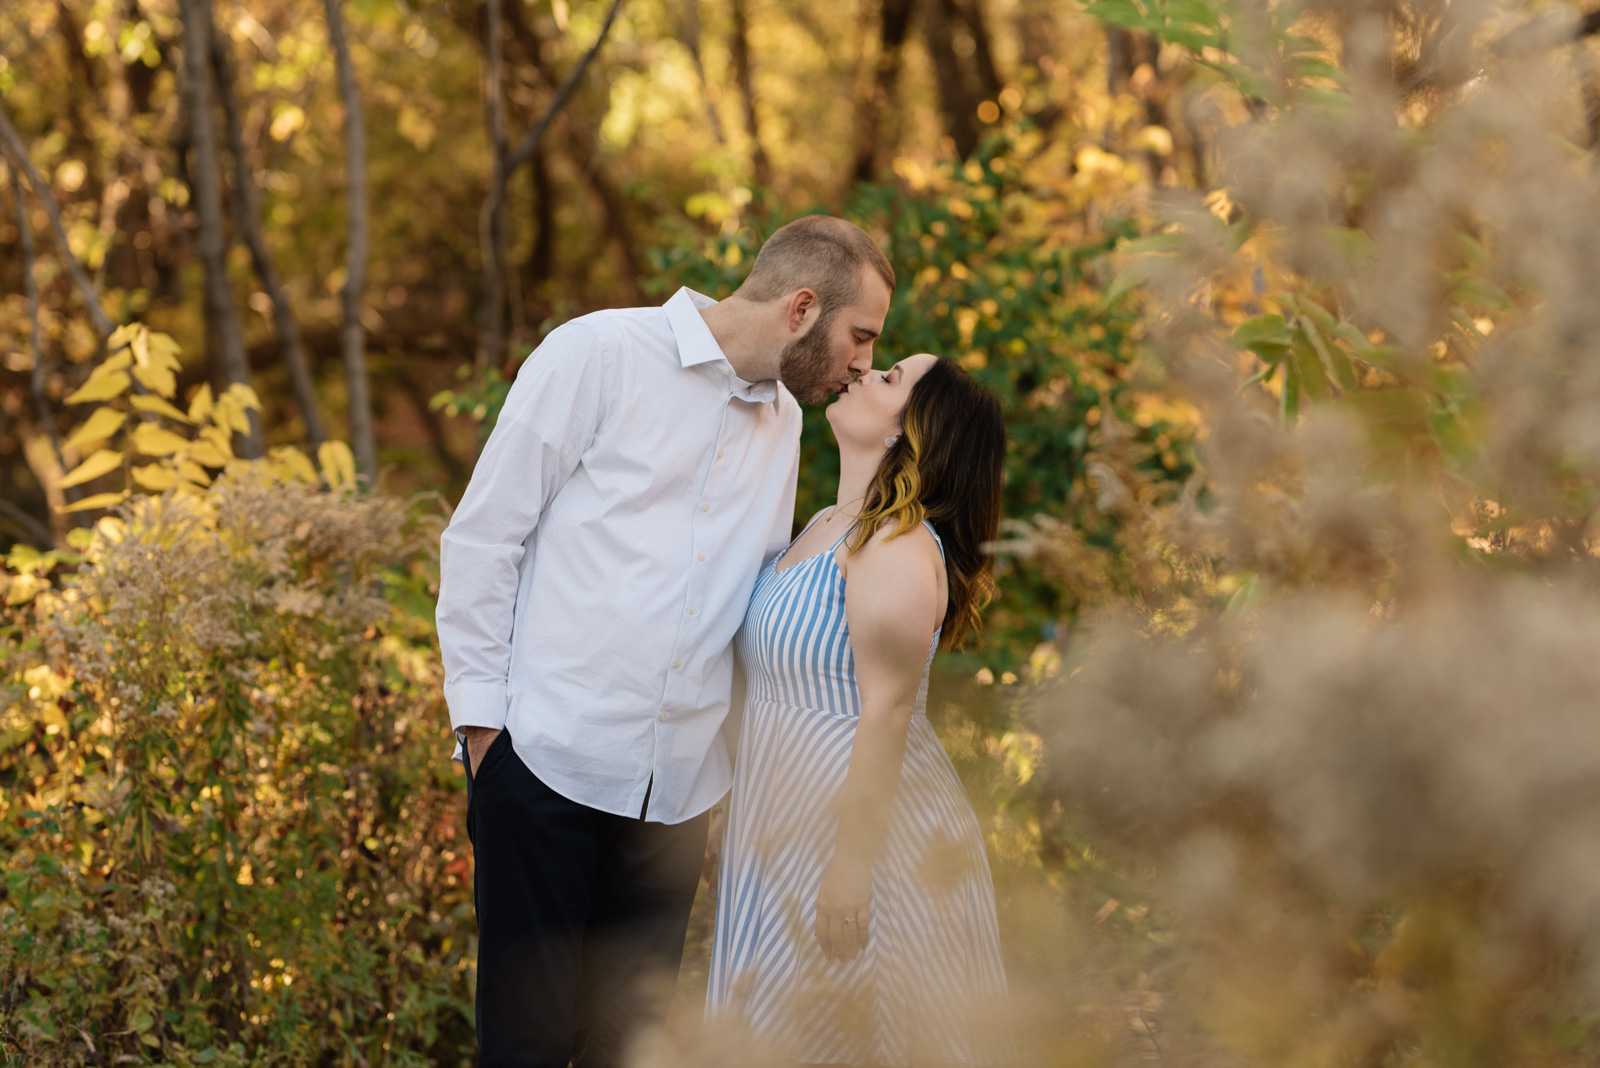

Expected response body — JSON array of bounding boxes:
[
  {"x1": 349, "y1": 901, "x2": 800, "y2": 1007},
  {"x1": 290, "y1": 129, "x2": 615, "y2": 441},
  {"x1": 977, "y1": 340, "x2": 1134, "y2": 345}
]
[{"x1": 445, "y1": 679, "x2": 510, "y2": 732}]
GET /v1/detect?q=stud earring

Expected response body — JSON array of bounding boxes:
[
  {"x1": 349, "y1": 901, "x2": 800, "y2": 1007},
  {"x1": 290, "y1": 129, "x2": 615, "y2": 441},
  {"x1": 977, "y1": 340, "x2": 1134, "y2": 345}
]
[{"x1": 885, "y1": 435, "x2": 899, "y2": 448}]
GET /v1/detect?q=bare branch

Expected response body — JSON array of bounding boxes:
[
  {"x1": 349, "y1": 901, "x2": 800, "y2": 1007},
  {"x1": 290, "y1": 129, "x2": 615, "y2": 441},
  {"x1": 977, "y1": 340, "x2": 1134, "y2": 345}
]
[
  {"x1": 480, "y1": 0, "x2": 624, "y2": 367},
  {"x1": 730, "y1": 0, "x2": 772, "y2": 185},
  {"x1": 0, "y1": 102, "x2": 114, "y2": 340},
  {"x1": 0, "y1": 499, "x2": 55, "y2": 550},
  {"x1": 504, "y1": 0, "x2": 625, "y2": 175}
]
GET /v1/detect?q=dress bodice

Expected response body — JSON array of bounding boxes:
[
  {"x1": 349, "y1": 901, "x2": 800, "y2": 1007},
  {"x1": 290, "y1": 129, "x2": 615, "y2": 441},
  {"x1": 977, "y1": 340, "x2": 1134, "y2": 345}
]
[{"x1": 737, "y1": 516, "x2": 942, "y2": 718}]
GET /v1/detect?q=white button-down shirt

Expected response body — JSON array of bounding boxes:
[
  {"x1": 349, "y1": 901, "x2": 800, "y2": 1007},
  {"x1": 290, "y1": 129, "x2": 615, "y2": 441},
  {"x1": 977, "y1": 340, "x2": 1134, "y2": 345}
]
[{"x1": 436, "y1": 288, "x2": 801, "y2": 823}]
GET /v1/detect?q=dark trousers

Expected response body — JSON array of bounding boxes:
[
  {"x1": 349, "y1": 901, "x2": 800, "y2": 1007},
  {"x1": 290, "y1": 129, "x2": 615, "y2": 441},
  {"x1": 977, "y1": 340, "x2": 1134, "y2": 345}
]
[{"x1": 465, "y1": 730, "x2": 710, "y2": 1068}]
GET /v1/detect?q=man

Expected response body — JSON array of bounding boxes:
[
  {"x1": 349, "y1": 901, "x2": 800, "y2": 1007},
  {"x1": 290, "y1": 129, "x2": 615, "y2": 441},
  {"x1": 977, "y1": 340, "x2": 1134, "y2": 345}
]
[{"x1": 436, "y1": 215, "x2": 895, "y2": 1067}]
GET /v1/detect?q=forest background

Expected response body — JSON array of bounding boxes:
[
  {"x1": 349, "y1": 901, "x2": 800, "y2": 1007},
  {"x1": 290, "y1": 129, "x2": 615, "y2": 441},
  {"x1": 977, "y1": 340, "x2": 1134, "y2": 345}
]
[{"x1": 8, "y1": 0, "x2": 1600, "y2": 1064}]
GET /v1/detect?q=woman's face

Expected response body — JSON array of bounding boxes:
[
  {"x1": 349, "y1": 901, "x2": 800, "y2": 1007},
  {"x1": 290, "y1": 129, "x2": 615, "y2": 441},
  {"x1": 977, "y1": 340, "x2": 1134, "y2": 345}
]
[{"x1": 825, "y1": 352, "x2": 939, "y2": 451}]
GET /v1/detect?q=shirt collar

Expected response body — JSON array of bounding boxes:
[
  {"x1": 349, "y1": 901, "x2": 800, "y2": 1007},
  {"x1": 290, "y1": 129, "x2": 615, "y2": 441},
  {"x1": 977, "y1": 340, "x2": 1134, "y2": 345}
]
[{"x1": 663, "y1": 287, "x2": 778, "y2": 404}]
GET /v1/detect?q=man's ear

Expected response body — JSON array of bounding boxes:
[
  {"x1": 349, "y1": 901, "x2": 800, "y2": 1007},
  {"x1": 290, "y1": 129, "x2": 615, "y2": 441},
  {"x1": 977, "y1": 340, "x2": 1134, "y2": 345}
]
[{"x1": 786, "y1": 288, "x2": 820, "y2": 335}]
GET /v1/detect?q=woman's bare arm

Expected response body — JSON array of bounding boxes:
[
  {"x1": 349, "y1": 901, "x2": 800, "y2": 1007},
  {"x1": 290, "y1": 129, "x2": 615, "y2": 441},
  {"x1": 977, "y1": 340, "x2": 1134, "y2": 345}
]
[{"x1": 814, "y1": 525, "x2": 945, "y2": 961}]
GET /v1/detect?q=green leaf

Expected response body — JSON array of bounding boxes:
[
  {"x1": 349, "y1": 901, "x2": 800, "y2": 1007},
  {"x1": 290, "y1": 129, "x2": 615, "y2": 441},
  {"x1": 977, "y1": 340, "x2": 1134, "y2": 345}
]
[
  {"x1": 1297, "y1": 314, "x2": 1357, "y2": 391},
  {"x1": 1232, "y1": 314, "x2": 1293, "y2": 362},
  {"x1": 1117, "y1": 232, "x2": 1188, "y2": 255},
  {"x1": 1290, "y1": 56, "x2": 1349, "y2": 84},
  {"x1": 1449, "y1": 275, "x2": 1513, "y2": 311},
  {"x1": 1101, "y1": 256, "x2": 1167, "y2": 308},
  {"x1": 1281, "y1": 359, "x2": 1301, "y2": 424}
]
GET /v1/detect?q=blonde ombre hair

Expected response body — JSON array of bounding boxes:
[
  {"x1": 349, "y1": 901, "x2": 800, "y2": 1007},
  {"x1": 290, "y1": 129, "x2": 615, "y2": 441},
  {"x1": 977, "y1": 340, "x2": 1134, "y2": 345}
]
[{"x1": 846, "y1": 358, "x2": 1006, "y2": 648}]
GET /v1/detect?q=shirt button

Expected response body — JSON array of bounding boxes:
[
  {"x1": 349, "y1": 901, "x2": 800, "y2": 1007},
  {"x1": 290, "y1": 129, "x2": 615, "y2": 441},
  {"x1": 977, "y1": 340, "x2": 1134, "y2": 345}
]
[
  {"x1": 688, "y1": 606, "x2": 697, "y2": 616},
  {"x1": 673, "y1": 659, "x2": 682, "y2": 669},
  {"x1": 717, "y1": 450, "x2": 724, "y2": 460},
  {"x1": 658, "y1": 712, "x2": 668, "y2": 722},
  {"x1": 722, "y1": 366, "x2": 731, "y2": 376},
  {"x1": 702, "y1": 502, "x2": 710, "y2": 512},
  {"x1": 698, "y1": 553, "x2": 706, "y2": 562}
]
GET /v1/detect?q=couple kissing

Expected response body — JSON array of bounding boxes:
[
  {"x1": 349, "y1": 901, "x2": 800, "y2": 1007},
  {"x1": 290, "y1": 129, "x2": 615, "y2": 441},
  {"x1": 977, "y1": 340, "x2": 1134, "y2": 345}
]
[{"x1": 437, "y1": 215, "x2": 1009, "y2": 1068}]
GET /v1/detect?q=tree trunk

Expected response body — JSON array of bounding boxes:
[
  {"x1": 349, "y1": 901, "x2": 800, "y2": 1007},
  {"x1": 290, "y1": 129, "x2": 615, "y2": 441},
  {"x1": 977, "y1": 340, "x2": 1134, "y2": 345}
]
[
  {"x1": 12, "y1": 165, "x2": 79, "y2": 513},
  {"x1": 478, "y1": 0, "x2": 510, "y2": 370},
  {"x1": 730, "y1": 0, "x2": 772, "y2": 186},
  {"x1": 323, "y1": 0, "x2": 377, "y2": 481},
  {"x1": 952, "y1": 0, "x2": 1003, "y2": 102},
  {"x1": 477, "y1": 0, "x2": 626, "y2": 365},
  {"x1": 680, "y1": 0, "x2": 727, "y2": 143},
  {"x1": 850, "y1": 0, "x2": 915, "y2": 185},
  {"x1": 923, "y1": 0, "x2": 980, "y2": 158},
  {"x1": 522, "y1": 146, "x2": 555, "y2": 301},
  {"x1": 210, "y1": 23, "x2": 327, "y2": 447},
  {"x1": 500, "y1": 0, "x2": 642, "y2": 309},
  {"x1": 559, "y1": 122, "x2": 646, "y2": 304},
  {"x1": 179, "y1": 0, "x2": 262, "y2": 456},
  {"x1": 1579, "y1": 43, "x2": 1600, "y2": 149}
]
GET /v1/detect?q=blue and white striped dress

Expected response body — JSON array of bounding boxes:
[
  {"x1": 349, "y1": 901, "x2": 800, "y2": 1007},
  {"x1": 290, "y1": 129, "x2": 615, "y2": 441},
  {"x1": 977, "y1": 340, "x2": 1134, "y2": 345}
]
[{"x1": 708, "y1": 516, "x2": 1009, "y2": 1066}]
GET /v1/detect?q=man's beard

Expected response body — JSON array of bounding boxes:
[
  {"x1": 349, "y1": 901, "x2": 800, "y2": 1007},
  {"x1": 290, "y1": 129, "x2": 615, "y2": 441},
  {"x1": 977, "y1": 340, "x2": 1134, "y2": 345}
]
[{"x1": 777, "y1": 308, "x2": 840, "y2": 405}]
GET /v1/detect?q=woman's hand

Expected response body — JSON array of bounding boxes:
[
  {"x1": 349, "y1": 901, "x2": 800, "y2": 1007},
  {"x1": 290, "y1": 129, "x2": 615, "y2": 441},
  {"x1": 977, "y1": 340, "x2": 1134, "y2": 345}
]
[{"x1": 815, "y1": 854, "x2": 872, "y2": 963}]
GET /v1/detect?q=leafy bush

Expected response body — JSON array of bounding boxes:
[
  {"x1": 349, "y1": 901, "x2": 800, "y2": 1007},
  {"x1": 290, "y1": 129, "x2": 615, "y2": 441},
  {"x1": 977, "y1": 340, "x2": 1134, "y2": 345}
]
[{"x1": 0, "y1": 328, "x2": 468, "y2": 1067}]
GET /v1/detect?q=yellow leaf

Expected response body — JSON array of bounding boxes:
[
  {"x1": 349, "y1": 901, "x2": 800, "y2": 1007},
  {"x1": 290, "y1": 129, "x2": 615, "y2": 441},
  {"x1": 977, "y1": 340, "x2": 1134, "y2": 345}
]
[
  {"x1": 130, "y1": 329, "x2": 150, "y2": 369},
  {"x1": 132, "y1": 361, "x2": 177, "y2": 398},
  {"x1": 212, "y1": 396, "x2": 243, "y2": 435},
  {"x1": 187, "y1": 383, "x2": 214, "y2": 424},
  {"x1": 200, "y1": 424, "x2": 234, "y2": 455},
  {"x1": 5, "y1": 572, "x2": 43, "y2": 606},
  {"x1": 65, "y1": 370, "x2": 132, "y2": 405},
  {"x1": 188, "y1": 442, "x2": 229, "y2": 469},
  {"x1": 318, "y1": 440, "x2": 357, "y2": 491},
  {"x1": 102, "y1": 349, "x2": 133, "y2": 373},
  {"x1": 131, "y1": 463, "x2": 178, "y2": 491},
  {"x1": 58, "y1": 449, "x2": 125, "y2": 489},
  {"x1": 131, "y1": 423, "x2": 192, "y2": 458},
  {"x1": 63, "y1": 408, "x2": 127, "y2": 452},
  {"x1": 107, "y1": 324, "x2": 139, "y2": 351},
  {"x1": 223, "y1": 382, "x2": 264, "y2": 412},
  {"x1": 145, "y1": 330, "x2": 183, "y2": 369},
  {"x1": 176, "y1": 460, "x2": 213, "y2": 486},
  {"x1": 57, "y1": 490, "x2": 130, "y2": 513},
  {"x1": 269, "y1": 446, "x2": 319, "y2": 485},
  {"x1": 130, "y1": 394, "x2": 194, "y2": 423}
]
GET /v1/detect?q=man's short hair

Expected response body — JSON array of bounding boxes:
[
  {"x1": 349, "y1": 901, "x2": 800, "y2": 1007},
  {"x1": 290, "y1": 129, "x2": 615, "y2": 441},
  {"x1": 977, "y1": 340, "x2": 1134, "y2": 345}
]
[{"x1": 736, "y1": 216, "x2": 895, "y2": 316}]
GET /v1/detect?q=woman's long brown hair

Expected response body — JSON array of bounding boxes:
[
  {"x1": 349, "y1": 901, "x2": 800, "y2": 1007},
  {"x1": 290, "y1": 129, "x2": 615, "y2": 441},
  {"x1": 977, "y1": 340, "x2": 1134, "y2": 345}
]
[{"x1": 846, "y1": 358, "x2": 1006, "y2": 648}]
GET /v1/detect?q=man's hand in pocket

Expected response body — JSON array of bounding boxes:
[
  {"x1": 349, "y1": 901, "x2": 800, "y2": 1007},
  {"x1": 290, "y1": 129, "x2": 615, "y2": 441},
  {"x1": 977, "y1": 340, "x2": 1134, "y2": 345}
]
[{"x1": 463, "y1": 726, "x2": 502, "y2": 777}]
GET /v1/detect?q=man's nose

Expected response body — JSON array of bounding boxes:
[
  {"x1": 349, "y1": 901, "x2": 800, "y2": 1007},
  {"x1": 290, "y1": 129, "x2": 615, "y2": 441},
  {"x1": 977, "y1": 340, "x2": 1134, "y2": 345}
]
[{"x1": 848, "y1": 350, "x2": 874, "y2": 376}]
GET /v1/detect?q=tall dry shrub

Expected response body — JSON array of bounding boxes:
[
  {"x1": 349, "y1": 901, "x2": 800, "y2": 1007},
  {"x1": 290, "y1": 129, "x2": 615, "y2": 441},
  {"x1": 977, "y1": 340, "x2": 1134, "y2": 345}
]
[
  {"x1": 0, "y1": 337, "x2": 469, "y2": 1066},
  {"x1": 999, "y1": 0, "x2": 1600, "y2": 1061}
]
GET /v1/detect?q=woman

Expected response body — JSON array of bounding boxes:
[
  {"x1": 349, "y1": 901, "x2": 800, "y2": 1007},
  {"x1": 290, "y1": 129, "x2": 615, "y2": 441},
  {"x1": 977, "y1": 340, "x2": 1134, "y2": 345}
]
[{"x1": 708, "y1": 353, "x2": 1010, "y2": 1066}]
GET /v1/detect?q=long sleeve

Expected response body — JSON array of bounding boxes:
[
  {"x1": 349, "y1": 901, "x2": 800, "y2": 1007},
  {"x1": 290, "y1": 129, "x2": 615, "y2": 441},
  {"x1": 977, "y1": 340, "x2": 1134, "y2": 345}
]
[{"x1": 436, "y1": 321, "x2": 608, "y2": 732}]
